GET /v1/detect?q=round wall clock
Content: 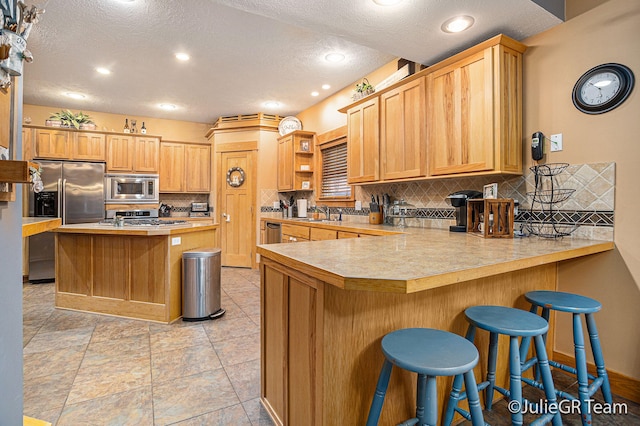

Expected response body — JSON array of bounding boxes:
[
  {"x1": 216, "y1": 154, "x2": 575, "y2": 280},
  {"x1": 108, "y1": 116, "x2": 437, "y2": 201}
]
[{"x1": 572, "y1": 63, "x2": 634, "y2": 114}]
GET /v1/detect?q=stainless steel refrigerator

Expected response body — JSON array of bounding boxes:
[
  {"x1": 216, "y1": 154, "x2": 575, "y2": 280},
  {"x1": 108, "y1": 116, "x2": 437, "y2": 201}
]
[{"x1": 28, "y1": 161, "x2": 105, "y2": 283}]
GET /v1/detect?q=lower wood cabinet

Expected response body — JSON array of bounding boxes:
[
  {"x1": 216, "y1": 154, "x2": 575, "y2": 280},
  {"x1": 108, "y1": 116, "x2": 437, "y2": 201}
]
[{"x1": 261, "y1": 260, "x2": 322, "y2": 426}]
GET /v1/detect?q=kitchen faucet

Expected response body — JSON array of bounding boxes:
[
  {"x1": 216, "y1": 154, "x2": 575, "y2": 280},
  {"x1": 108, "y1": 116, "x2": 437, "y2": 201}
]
[{"x1": 321, "y1": 205, "x2": 330, "y2": 220}]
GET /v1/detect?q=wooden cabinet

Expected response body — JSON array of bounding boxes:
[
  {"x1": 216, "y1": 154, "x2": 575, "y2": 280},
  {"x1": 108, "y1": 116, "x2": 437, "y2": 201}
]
[
  {"x1": 184, "y1": 144, "x2": 211, "y2": 192},
  {"x1": 159, "y1": 141, "x2": 210, "y2": 193},
  {"x1": 340, "y1": 35, "x2": 525, "y2": 183},
  {"x1": 310, "y1": 227, "x2": 337, "y2": 241},
  {"x1": 73, "y1": 132, "x2": 106, "y2": 161},
  {"x1": 427, "y1": 42, "x2": 524, "y2": 176},
  {"x1": 33, "y1": 128, "x2": 105, "y2": 161},
  {"x1": 106, "y1": 135, "x2": 133, "y2": 171},
  {"x1": 262, "y1": 261, "x2": 322, "y2": 426},
  {"x1": 281, "y1": 223, "x2": 310, "y2": 243},
  {"x1": 347, "y1": 97, "x2": 379, "y2": 184},
  {"x1": 380, "y1": 77, "x2": 427, "y2": 180},
  {"x1": 107, "y1": 135, "x2": 159, "y2": 173},
  {"x1": 34, "y1": 128, "x2": 71, "y2": 159},
  {"x1": 277, "y1": 130, "x2": 315, "y2": 192}
]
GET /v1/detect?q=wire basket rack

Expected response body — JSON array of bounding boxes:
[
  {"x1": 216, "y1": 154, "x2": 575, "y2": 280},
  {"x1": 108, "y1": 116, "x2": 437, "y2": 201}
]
[{"x1": 525, "y1": 163, "x2": 579, "y2": 238}]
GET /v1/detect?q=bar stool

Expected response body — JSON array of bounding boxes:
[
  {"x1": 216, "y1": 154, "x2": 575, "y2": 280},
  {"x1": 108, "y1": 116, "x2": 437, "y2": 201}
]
[
  {"x1": 522, "y1": 290, "x2": 612, "y2": 426},
  {"x1": 366, "y1": 328, "x2": 485, "y2": 426},
  {"x1": 444, "y1": 306, "x2": 562, "y2": 426}
]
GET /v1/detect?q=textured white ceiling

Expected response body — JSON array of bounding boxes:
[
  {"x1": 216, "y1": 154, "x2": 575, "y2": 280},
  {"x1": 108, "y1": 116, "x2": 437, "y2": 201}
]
[{"x1": 22, "y1": 0, "x2": 562, "y2": 124}]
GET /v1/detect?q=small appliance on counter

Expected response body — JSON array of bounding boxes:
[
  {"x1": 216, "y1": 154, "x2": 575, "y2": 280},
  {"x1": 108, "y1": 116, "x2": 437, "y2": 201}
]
[
  {"x1": 159, "y1": 203, "x2": 173, "y2": 217},
  {"x1": 446, "y1": 190, "x2": 483, "y2": 232},
  {"x1": 296, "y1": 199, "x2": 307, "y2": 218},
  {"x1": 190, "y1": 202, "x2": 210, "y2": 218}
]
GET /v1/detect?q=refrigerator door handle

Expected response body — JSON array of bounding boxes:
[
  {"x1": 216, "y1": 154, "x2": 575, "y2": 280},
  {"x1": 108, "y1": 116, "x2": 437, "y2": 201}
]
[
  {"x1": 57, "y1": 178, "x2": 63, "y2": 224},
  {"x1": 62, "y1": 178, "x2": 67, "y2": 225}
]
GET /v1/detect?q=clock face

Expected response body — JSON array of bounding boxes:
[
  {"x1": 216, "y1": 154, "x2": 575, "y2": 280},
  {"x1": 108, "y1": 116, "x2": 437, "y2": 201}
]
[{"x1": 572, "y1": 63, "x2": 634, "y2": 114}]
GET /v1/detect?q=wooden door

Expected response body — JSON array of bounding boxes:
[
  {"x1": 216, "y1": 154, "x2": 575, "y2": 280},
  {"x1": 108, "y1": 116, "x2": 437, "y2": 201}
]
[
  {"x1": 73, "y1": 132, "x2": 106, "y2": 161},
  {"x1": 428, "y1": 49, "x2": 494, "y2": 175},
  {"x1": 220, "y1": 151, "x2": 255, "y2": 267},
  {"x1": 380, "y1": 77, "x2": 427, "y2": 180},
  {"x1": 34, "y1": 129, "x2": 70, "y2": 159},
  {"x1": 106, "y1": 135, "x2": 133, "y2": 172},
  {"x1": 347, "y1": 97, "x2": 379, "y2": 183},
  {"x1": 277, "y1": 135, "x2": 293, "y2": 191},
  {"x1": 185, "y1": 144, "x2": 211, "y2": 192},
  {"x1": 159, "y1": 142, "x2": 184, "y2": 192},
  {"x1": 133, "y1": 137, "x2": 159, "y2": 173}
]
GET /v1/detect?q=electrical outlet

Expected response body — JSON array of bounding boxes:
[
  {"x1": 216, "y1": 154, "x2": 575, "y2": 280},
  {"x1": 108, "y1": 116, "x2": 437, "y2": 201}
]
[
  {"x1": 171, "y1": 237, "x2": 181, "y2": 246},
  {"x1": 273, "y1": 201, "x2": 279, "y2": 209},
  {"x1": 550, "y1": 133, "x2": 563, "y2": 152},
  {"x1": 355, "y1": 200, "x2": 362, "y2": 210}
]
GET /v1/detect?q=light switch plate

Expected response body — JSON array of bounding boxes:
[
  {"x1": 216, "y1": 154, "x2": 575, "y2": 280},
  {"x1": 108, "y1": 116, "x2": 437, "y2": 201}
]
[
  {"x1": 355, "y1": 200, "x2": 362, "y2": 210},
  {"x1": 550, "y1": 133, "x2": 563, "y2": 152},
  {"x1": 171, "y1": 237, "x2": 181, "y2": 246},
  {"x1": 273, "y1": 201, "x2": 279, "y2": 209}
]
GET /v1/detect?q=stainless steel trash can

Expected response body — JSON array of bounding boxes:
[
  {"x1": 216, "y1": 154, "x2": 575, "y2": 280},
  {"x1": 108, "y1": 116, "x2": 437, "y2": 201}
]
[{"x1": 182, "y1": 248, "x2": 225, "y2": 321}]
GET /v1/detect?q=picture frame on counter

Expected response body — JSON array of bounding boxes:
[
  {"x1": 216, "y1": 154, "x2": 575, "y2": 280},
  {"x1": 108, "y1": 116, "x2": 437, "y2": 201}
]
[
  {"x1": 483, "y1": 183, "x2": 498, "y2": 199},
  {"x1": 300, "y1": 139, "x2": 310, "y2": 152},
  {"x1": 301, "y1": 181, "x2": 310, "y2": 190}
]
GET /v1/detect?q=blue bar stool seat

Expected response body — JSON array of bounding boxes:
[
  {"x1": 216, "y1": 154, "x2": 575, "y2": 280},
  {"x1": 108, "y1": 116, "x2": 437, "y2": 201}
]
[
  {"x1": 522, "y1": 290, "x2": 612, "y2": 426},
  {"x1": 366, "y1": 328, "x2": 485, "y2": 426},
  {"x1": 444, "y1": 305, "x2": 563, "y2": 426}
]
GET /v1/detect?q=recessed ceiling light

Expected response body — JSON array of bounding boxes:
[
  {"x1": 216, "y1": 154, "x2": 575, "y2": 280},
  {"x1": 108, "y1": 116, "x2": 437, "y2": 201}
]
[
  {"x1": 158, "y1": 103, "x2": 177, "y2": 110},
  {"x1": 264, "y1": 101, "x2": 281, "y2": 109},
  {"x1": 441, "y1": 15, "x2": 475, "y2": 33},
  {"x1": 325, "y1": 53, "x2": 345, "y2": 63},
  {"x1": 311, "y1": 91, "x2": 319, "y2": 97},
  {"x1": 175, "y1": 52, "x2": 190, "y2": 61},
  {"x1": 65, "y1": 92, "x2": 85, "y2": 100},
  {"x1": 372, "y1": 0, "x2": 403, "y2": 5},
  {"x1": 96, "y1": 67, "x2": 111, "y2": 75},
  {"x1": 322, "y1": 84, "x2": 331, "y2": 90}
]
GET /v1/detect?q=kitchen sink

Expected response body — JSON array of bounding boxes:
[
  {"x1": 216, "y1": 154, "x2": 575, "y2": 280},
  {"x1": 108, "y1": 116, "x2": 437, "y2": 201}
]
[{"x1": 292, "y1": 217, "x2": 335, "y2": 223}]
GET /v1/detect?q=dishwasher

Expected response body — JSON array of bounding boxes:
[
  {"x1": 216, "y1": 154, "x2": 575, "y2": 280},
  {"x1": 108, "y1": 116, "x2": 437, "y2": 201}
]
[{"x1": 265, "y1": 222, "x2": 282, "y2": 244}]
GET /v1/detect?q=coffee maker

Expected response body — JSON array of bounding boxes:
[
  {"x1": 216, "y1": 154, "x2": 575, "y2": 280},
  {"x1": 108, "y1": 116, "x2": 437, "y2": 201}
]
[{"x1": 446, "y1": 190, "x2": 482, "y2": 232}]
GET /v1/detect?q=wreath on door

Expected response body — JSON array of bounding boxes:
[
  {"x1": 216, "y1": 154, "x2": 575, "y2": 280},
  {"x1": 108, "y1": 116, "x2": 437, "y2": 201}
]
[{"x1": 226, "y1": 166, "x2": 246, "y2": 187}]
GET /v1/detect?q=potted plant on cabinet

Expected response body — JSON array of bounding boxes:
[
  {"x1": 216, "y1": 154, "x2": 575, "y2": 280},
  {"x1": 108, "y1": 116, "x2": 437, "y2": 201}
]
[{"x1": 46, "y1": 110, "x2": 96, "y2": 130}]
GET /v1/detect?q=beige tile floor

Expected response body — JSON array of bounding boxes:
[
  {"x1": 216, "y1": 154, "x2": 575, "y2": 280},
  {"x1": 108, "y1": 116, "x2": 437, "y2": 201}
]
[{"x1": 22, "y1": 267, "x2": 274, "y2": 426}]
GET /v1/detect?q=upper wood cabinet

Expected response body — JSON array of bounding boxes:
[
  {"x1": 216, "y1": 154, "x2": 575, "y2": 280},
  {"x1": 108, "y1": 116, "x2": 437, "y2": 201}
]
[
  {"x1": 33, "y1": 128, "x2": 71, "y2": 159},
  {"x1": 33, "y1": 128, "x2": 105, "y2": 161},
  {"x1": 277, "y1": 130, "x2": 315, "y2": 192},
  {"x1": 159, "y1": 142, "x2": 185, "y2": 192},
  {"x1": 340, "y1": 34, "x2": 525, "y2": 183},
  {"x1": 106, "y1": 135, "x2": 159, "y2": 173},
  {"x1": 347, "y1": 97, "x2": 379, "y2": 184},
  {"x1": 159, "y1": 141, "x2": 210, "y2": 193},
  {"x1": 380, "y1": 77, "x2": 427, "y2": 180},
  {"x1": 73, "y1": 132, "x2": 106, "y2": 161},
  {"x1": 427, "y1": 43, "x2": 524, "y2": 176},
  {"x1": 184, "y1": 144, "x2": 211, "y2": 192}
]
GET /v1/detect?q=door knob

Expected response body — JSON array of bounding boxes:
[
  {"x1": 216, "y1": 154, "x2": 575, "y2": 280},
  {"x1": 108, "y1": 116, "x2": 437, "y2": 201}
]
[{"x1": 223, "y1": 213, "x2": 230, "y2": 222}]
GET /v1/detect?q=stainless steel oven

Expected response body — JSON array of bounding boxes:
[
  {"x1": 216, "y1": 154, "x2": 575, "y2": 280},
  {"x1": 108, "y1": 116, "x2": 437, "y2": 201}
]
[{"x1": 105, "y1": 174, "x2": 159, "y2": 204}]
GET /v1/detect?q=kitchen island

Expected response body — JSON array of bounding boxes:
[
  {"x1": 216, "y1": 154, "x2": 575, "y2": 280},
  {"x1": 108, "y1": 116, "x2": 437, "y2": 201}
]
[
  {"x1": 256, "y1": 225, "x2": 614, "y2": 425},
  {"x1": 53, "y1": 222, "x2": 218, "y2": 323}
]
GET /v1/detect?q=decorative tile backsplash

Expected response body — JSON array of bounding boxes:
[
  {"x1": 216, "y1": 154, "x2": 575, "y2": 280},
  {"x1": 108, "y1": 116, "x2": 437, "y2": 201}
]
[
  {"x1": 260, "y1": 162, "x2": 615, "y2": 240},
  {"x1": 160, "y1": 193, "x2": 209, "y2": 217}
]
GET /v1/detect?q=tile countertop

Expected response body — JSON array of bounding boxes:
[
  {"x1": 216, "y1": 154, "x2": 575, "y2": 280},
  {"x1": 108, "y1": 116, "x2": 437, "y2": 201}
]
[
  {"x1": 22, "y1": 217, "x2": 62, "y2": 237},
  {"x1": 52, "y1": 221, "x2": 218, "y2": 236},
  {"x1": 256, "y1": 223, "x2": 614, "y2": 294}
]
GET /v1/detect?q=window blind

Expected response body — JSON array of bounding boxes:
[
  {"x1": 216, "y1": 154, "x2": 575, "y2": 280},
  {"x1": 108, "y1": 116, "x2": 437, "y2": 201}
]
[{"x1": 321, "y1": 141, "x2": 351, "y2": 198}]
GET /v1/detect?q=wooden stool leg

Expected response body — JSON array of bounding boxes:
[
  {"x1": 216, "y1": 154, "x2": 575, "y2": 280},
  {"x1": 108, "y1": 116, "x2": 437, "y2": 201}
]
[
  {"x1": 533, "y1": 334, "x2": 563, "y2": 426},
  {"x1": 573, "y1": 313, "x2": 592, "y2": 426},
  {"x1": 463, "y1": 370, "x2": 485, "y2": 426},
  {"x1": 443, "y1": 325, "x2": 476, "y2": 425},
  {"x1": 366, "y1": 359, "x2": 393, "y2": 426},
  {"x1": 509, "y1": 336, "x2": 524, "y2": 426},
  {"x1": 485, "y1": 331, "x2": 499, "y2": 410},
  {"x1": 585, "y1": 313, "x2": 613, "y2": 403}
]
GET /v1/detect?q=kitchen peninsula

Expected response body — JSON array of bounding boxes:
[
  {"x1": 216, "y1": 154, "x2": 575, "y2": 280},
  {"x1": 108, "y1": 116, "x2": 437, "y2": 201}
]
[
  {"x1": 52, "y1": 221, "x2": 217, "y2": 323},
  {"x1": 257, "y1": 225, "x2": 613, "y2": 425}
]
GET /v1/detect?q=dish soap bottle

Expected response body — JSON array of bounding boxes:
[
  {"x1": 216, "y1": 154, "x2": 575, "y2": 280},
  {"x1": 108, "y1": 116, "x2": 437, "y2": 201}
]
[
  {"x1": 123, "y1": 118, "x2": 130, "y2": 133},
  {"x1": 140, "y1": 122, "x2": 147, "y2": 134}
]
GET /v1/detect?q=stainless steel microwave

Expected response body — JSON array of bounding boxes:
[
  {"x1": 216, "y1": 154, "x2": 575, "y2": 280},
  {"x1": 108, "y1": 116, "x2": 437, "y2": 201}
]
[{"x1": 105, "y1": 174, "x2": 159, "y2": 204}]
